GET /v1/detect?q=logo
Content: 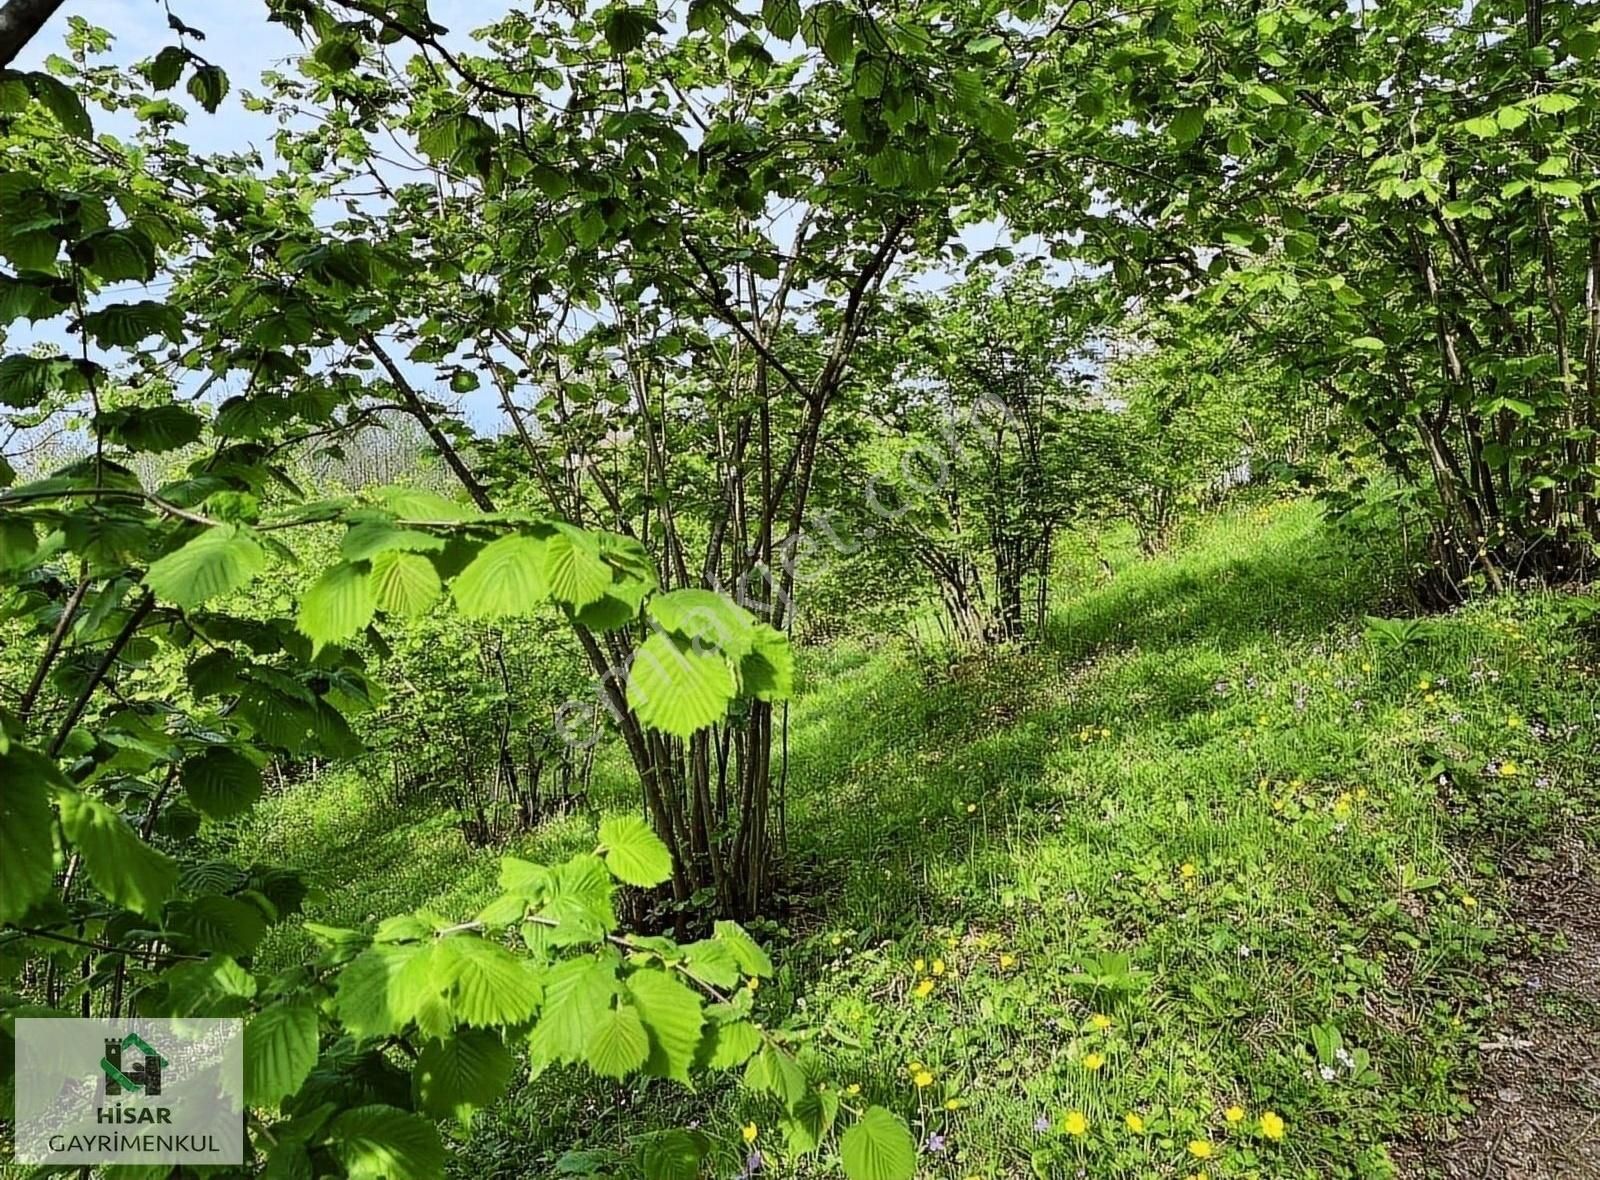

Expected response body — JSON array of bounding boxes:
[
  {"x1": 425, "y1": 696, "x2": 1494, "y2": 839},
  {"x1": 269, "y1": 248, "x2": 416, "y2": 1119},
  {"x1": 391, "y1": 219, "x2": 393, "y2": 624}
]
[
  {"x1": 101, "y1": 1032, "x2": 168, "y2": 1097},
  {"x1": 13, "y1": 1017, "x2": 244, "y2": 1165}
]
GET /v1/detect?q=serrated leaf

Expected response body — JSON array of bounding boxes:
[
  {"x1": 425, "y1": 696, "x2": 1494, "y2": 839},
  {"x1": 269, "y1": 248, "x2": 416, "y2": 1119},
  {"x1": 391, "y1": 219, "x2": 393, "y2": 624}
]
[
  {"x1": 598, "y1": 814, "x2": 673, "y2": 887},
  {"x1": 170, "y1": 894, "x2": 267, "y2": 956},
  {"x1": 840, "y1": 1107, "x2": 917, "y2": 1180},
  {"x1": 369, "y1": 550, "x2": 441, "y2": 617},
  {"x1": 763, "y1": 0, "x2": 802, "y2": 39},
  {"x1": 245, "y1": 1003, "x2": 319, "y2": 1109},
  {"x1": 432, "y1": 935, "x2": 540, "y2": 1027},
  {"x1": 704, "y1": 1018, "x2": 761, "y2": 1068},
  {"x1": 627, "y1": 633, "x2": 737, "y2": 738},
  {"x1": 0, "y1": 748, "x2": 63, "y2": 923},
  {"x1": 740, "y1": 623, "x2": 793, "y2": 701},
  {"x1": 181, "y1": 747, "x2": 263, "y2": 819},
  {"x1": 100, "y1": 404, "x2": 203, "y2": 453},
  {"x1": 528, "y1": 954, "x2": 620, "y2": 1072},
  {"x1": 624, "y1": 967, "x2": 704, "y2": 1085},
  {"x1": 56, "y1": 788, "x2": 177, "y2": 918},
  {"x1": 186, "y1": 65, "x2": 229, "y2": 113},
  {"x1": 584, "y1": 1001, "x2": 650, "y2": 1078},
  {"x1": 414, "y1": 1029, "x2": 514, "y2": 1125},
  {"x1": 335, "y1": 945, "x2": 422, "y2": 1040},
  {"x1": 542, "y1": 527, "x2": 611, "y2": 608},
  {"x1": 297, "y1": 562, "x2": 375, "y2": 652},
  {"x1": 330, "y1": 1105, "x2": 445, "y2": 1180},
  {"x1": 647, "y1": 589, "x2": 758, "y2": 656},
  {"x1": 80, "y1": 301, "x2": 183, "y2": 348},
  {"x1": 144, "y1": 524, "x2": 267, "y2": 609},
  {"x1": 713, "y1": 920, "x2": 774, "y2": 977},
  {"x1": 452, "y1": 534, "x2": 548, "y2": 619}
]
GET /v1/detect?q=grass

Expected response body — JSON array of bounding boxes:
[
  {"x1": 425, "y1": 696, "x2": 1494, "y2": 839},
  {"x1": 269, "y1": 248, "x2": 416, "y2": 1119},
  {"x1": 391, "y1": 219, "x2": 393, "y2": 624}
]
[{"x1": 233, "y1": 497, "x2": 1600, "y2": 1179}]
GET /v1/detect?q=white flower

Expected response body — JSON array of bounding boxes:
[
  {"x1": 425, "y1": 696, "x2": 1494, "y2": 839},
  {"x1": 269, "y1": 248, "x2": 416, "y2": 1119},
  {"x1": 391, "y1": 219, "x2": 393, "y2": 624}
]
[{"x1": 1319, "y1": 1065, "x2": 1337, "y2": 1082}]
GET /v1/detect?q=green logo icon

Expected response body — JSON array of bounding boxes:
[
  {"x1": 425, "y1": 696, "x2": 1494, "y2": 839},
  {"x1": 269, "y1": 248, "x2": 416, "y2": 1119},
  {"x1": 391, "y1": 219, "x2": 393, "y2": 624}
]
[{"x1": 101, "y1": 1034, "x2": 168, "y2": 1096}]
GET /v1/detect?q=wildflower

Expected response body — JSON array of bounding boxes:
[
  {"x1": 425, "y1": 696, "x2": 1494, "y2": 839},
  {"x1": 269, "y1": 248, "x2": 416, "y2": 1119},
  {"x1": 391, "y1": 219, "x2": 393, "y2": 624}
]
[
  {"x1": 908, "y1": 1061, "x2": 924, "y2": 1074},
  {"x1": 746, "y1": 976, "x2": 760, "y2": 992},
  {"x1": 914, "y1": 1070, "x2": 934, "y2": 1088},
  {"x1": 914, "y1": 978, "x2": 935, "y2": 999},
  {"x1": 1082, "y1": 1052, "x2": 1105, "y2": 1071},
  {"x1": 923, "y1": 1133, "x2": 947, "y2": 1154},
  {"x1": 998, "y1": 953, "x2": 1017, "y2": 970},
  {"x1": 1033, "y1": 1114, "x2": 1051, "y2": 1133},
  {"x1": 1090, "y1": 1013, "x2": 1113, "y2": 1031},
  {"x1": 830, "y1": 934, "x2": 843, "y2": 946},
  {"x1": 1260, "y1": 1110, "x2": 1285, "y2": 1141},
  {"x1": 1063, "y1": 1111, "x2": 1088, "y2": 1137},
  {"x1": 1124, "y1": 1112, "x2": 1145, "y2": 1133},
  {"x1": 1180, "y1": 862, "x2": 1198, "y2": 879},
  {"x1": 1499, "y1": 761, "x2": 1520, "y2": 778},
  {"x1": 1319, "y1": 1064, "x2": 1337, "y2": 1081},
  {"x1": 945, "y1": 1098, "x2": 961, "y2": 1111},
  {"x1": 1418, "y1": 677, "x2": 1431, "y2": 690},
  {"x1": 1225, "y1": 1105, "x2": 1245, "y2": 1125},
  {"x1": 932, "y1": 958, "x2": 946, "y2": 976},
  {"x1": 1461, "y1": 894, "x2": 1478, "y2": 909},
  {"x1": 966, "y1": 802, "x2": 977, "y2": 814},
  {"x1": 742, "y1": 1123, "x2": 759, "y2": 1143},
  {"x1": 738, "y1": 1150, "x2": 763, "y2": 1179},
  {"x1": 1099, "y1": 727, "x2": 1110, "y2": 738},
  {"x1": 1188, "y1": 1139, "x2": 1215, "y2": 1159},
  {"x1": 846, "y1": 1083, "x2": 861, "y2": 1096},
  {"x1": 914, "y1": 957, "x2": 926, "y2": 973},
  {"x1": 1361, "y1": 661, "x2": 1373, "y2": 672}
]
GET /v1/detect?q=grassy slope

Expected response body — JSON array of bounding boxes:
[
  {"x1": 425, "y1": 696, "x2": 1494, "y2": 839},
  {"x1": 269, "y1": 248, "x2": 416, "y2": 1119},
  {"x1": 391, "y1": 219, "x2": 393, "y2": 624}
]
[{"x1": 239, "y1": 499, "x2": 1600, "y2": 1179}]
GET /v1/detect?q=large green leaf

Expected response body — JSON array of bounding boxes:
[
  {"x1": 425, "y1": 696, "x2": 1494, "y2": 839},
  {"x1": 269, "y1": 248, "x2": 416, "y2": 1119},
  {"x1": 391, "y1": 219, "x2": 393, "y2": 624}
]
[
  {"x1": 646, "y1": 589, "x2": 757, "y2": 656},
  {"x1": 245, "y1": 1003, "x2": 319, "y2": 1109},
  {"x1": 840, "y1": 1107, "x2": 917, "y2": 1180},
  {"x1": 597, "y1": 814, "x2": 672, "y2": 887},
  {"x1": 527, "y1": 954, "x2": 620, "y2": 1072},
  {"x1": 584, "y1": 1001, "x2": 650, "y2": 1078},
  {"x1": 181, "y1": 747, "x2": 263, "y2": 819},
  {"x1": 80, "y1": 301, "x2": 184, "y2": 348},
  {"x1": 168, "y1": 894, "x2": 267, "y2": 957},
  {"x1": 740, "y1": 623, "x2": 794, "y2": 701},
  {"x1": 626, "y1": 633, "x2": 737, "y2": 738},
  {"x1": 369, "y1": 550, "x2": 441, "y2": 617},
  {"x1": 541, "y1": 527, "x2": 611, "y2": 608},
  {"x1": 0, "y1": 748, "x2": 61, "y2": 923},
  {"x1": 451, "y1": 534, "x2": 548, "y2": 619},
  {"x1": 144, "y1": 525, "x2": 267, "y2": 609},
  {"x1": 624, "y1": 967, "x2": 705, "y2": 1085},
  {"x1": 99, "y1": 404, "x2": 203, "y2": 454},
  {"x1": 297, "y1": 561, "x2": 376, "y2": 652},
  {"x1": 432, "y1": 935, "x2": 540, "y2": 1027},
  {"x1": 414, "y1": 1029, "x2": 514, "y2": 1125},
  {"x1": 56, "y1": 789, "x2": 177, "y2": 918},
  {"x1": 329, "y1": 1105, "x2": 445, "y2": 1180},
  {"x1": 335, "y1": 945, "x2": 422, "y2": 1040}
]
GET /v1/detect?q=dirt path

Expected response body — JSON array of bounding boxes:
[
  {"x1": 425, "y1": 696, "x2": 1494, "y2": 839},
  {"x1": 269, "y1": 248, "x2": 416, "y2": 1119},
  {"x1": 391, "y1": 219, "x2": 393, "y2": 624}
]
[{"x1": 1402, "y1": 835, "x2": 1600, "y2": 1178}]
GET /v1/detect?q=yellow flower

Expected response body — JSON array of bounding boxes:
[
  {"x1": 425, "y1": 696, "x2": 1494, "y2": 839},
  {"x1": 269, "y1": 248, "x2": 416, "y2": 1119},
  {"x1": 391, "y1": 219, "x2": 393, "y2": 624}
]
[
  {"x1": 742, "y1": 1123, "x2": 758, "y2": 1143},
  {"x1": 1063, "y1": 1110, "x2": 1088, "y2": 1137},
  {"x1": 998, "y1": 953, "x2": 1017, "y2": 970},
  {"x1": 966, "y1": 802, "x2": 978, "y2": 814},
  {"x1": 932, "y1": 958, "x2": 946, "y2": 976},
  {"x1": 945, "y1": 1098, "x2": 961, "y2": 1111},
  {"x1": 1090, "y1": 1013, "x2": 1113, "y2": 1031},
  {"x1": 914, "y1": 978, "x2": 935, "y2": 999},
  {"x1": 1361, "y1": 661, "x2": 1373, "y2": 672},
  {"x1": 1507, "y1": 715, "x2": 1522, "y2": 728},
  {"x1": 1082, "y1": 1052, "x2": 1105, "y2": 1071},
  {"x1": 1180, "y1": 862, "x2": 1198, "y2": 879},
  {"x1": 1461, "y1": 894, "x2": 1478, "y2": 909},
  {"x1": 1188, "y1": 1139, "x2": 1215, "y2": 1159},
  {"x1": 1225, "y1": 1105, "x2": 1245, "y2": 1125},
  {"x1": 830, "y1": 934, "x2": 843, "y2": 946},
  {"x1": 914, "y1": 1069, "x2": 934, "y2": 1088},
  {"x1": 1499, "y1": 761, "x2": 1520, "y2": 778},
  {"x1": 1124, "y1": 1112, "x2": 1145, "y2": 1133},
  {"x1": 746, "y1": 976, "x2": 760, "y2": 992},
  {"x1": 1260, "y1": 1110, "x2": 1285, "y2": 1141},
  {"x1": 908, "y1": 1061, "x2": 924, "y2": 1073},
  {"x1": 1418, "y1": 677, "x2": 1431, "y2": 690},
  {"x1": 846, "y1": 1083, "x2": 861, "y2": 1096},
  {"x1": 1099, "y1": 727, "x2": 1110, "y2": 738},
  {"x1": 913, "y1": 957, "x2": 926, "y2": 973}
]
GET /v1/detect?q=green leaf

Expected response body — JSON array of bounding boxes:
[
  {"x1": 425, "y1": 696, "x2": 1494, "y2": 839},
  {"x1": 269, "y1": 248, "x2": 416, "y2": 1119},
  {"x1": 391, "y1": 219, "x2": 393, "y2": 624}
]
[
  {"x1": 542, "y1": 527, "x2": 611, "y2": 608},
  {"x1": 335, "y1": 945, "x2": 422, "y2": 1040},
  {"x1": 638, "y1": 1131, "x2": 710, "y2": 1180},
  {"x1": 297, "y1": 562, "x2": 376, "y2": 652},
  {"x1": 149, "y1": 45, "x2": 187, "y2": 90},
  {"x1": 181, "y1": 747, "x2": 263, "y2": 819},
  {"x1": 100, "y1": 404, "x2": 203, "y2": 453},
  {"x1": 29, "y1": 72, "x2": 92, "y2": 137},
  {"x1": 740, "y1": 624, "x2": 794, "y2": 701},
  {"x1": 840, "y1": 1107, "x2": 917, "y2": 1180},
  {"x1": 584, "y1": 1001, "x2": 650, "y2": 1078},
  {"x1": 1170, "y1": 105, "x2": 1207, "y2": 145},
  {"x1": 646, "y1": 589, "x2": 757, "y2": 656},
  {"x1": 704, "y1": 1018, "x2": 761, "y2": 1068},
  {"x1": 763, "y1": 0, "x2": 802, "y2": 39},
  {"x1": 369, "y1": 550, "x2": 441, "y2": 617},
  {"x1": 144, "y1": 525, "x2": 267, "y2": 609},
  {"x1": 186, "y1": 65, "x2": 229, "y2": 113},
  {"x1": 624, "y1": 967, "x2": 705, "y2": 1085},
  {"x1": 330, "y1": 1105, "x2": 445, "y2": 1180},
  {"x1": 72, "y1": 228, "x2": 157, "y2": 282},
  {"x1": 713, "y1": 920, "x2": 774, "y2": 977},
  {"x1": 452, "y1": 534, "x2": 549, "y2": 619},
  {"x1": 603, "y1": 7, "x2": 664, "y2": 53},
  {"x1": 56, "y1": 789, "x2": 177, "y2": 918},
  {"x1": 627, "y1": 633, "x2": 737, "y2": 738},
  {"x1": 245, "y1": 1003, "x2": 319, "y2": 1109},
  {"x1": 432, "y1": 935, "x2": 540, "y2": 1027},
  {"x1": 80, "y1": 301, "x2": 184, "y2": 348},
  {"x1": 414, "y1": 1029, "x2": 514, "y2": 1125},
  {"x1": 169, "y1": 894, "x2": 267, "y2": 956},
  {"x1": 0, "y1": 748, "x2": 62, "y2": 924},
  {"x1": 528, "y1": 954, "x2": 620, "y2": 1072},
  {"x1": 341, "y1": 522, "x2": 447, "y2": 563},
  {"x1": 597, "y1": 814, "x2": 673, "y2": 887}
]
